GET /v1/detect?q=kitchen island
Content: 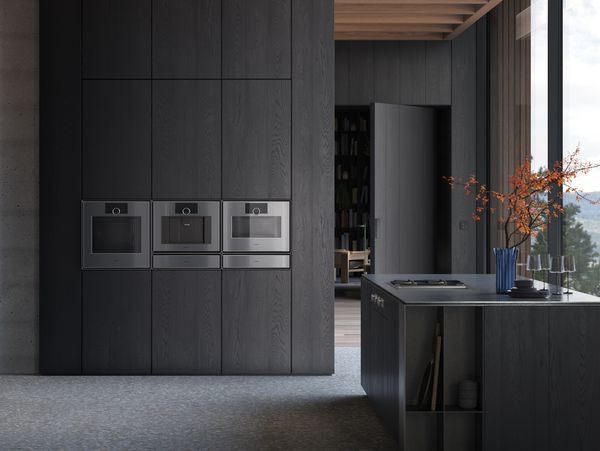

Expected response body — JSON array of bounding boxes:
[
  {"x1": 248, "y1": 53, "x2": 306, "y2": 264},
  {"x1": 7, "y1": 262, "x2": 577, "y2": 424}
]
[{"x1": 361, "y1": 274, "x2": 600, "y2": 451}]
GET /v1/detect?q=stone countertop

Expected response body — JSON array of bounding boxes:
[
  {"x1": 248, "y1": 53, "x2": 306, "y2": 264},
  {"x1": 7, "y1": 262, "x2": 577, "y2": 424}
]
[{"x1": 362, "y1": 274, "x2": 600, "y2": 306}]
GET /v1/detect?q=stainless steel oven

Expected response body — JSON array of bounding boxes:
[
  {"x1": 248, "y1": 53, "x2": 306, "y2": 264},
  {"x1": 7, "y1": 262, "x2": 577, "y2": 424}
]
[
  {"x1": 82, "y1": 201, "x2": 150, "y2": 269},
  {"x1": 152, "y1": 201, "x2": 220, "y2": 269},
  {"x1": 222, "y1": 201, "x2": 290, "y2": 253},
  {"x1": 153, "y1": 201, "x2": 220, "y2": 253}
]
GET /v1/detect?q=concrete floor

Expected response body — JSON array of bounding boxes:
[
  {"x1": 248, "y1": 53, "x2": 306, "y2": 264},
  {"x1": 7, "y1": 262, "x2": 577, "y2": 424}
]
[{"x1": 0, "y1": 348, "x2": 395, "y2": 451}]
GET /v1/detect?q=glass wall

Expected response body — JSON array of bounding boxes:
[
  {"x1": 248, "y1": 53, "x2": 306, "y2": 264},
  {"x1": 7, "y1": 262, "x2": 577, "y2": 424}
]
[
  {"x1": 529, "y1": 0, "x2": 550, "y2": 264},
  {"x1": 563, "y1": 0, "x2": 600, "y2": 294}
]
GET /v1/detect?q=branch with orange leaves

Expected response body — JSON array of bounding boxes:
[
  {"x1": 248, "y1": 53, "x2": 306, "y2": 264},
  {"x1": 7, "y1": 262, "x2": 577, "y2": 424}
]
[{"x1": 443, "y1": 148, "x2": 600, "y2": 249}]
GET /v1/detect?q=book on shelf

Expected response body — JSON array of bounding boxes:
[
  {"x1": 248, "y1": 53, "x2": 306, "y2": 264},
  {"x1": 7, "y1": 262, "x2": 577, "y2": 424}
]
[
  {"x1": 415, "y1": 322, "x2": 443, "y2": 411},
  {"x1": 431, "y1": 325, "x2": 442, "y2": 411}
]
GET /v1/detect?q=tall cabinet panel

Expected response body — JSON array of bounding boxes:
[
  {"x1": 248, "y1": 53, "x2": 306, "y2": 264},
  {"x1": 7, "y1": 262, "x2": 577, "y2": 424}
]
[
  {"x1": 222, "y1": 0, "x2": 291, "y2": 79},
  {"x1": 548, "y1": 307, "x2": 600, "y2": 451},
  {"x1": 153, "y1": 80, "x2": 221, "y2": 199},
  {"x1": 152, "y1": 0, "x2": 221, "y2": 79},
  {"x1": 222, "y1": 271, "x2": 291, "y2": 374},
  {"x1": 82, "y1": 271, "x2": 151, "y2": 375},
  {"x1": 40, "y1": 0, "x2": 82, "y2": 374},
  {"x1": 291, "y1": 0, "x2": 335, "y2": 374},
  {"x1": 483, "y1": 307, "x2": 549, "y2": 451},
  {"x1": 83, "y1": 80, "x2": 151, "y2": 199},
  {"x1": 82, "y1": 0, "x2": 150, "y2": 79},
  {"x1": 152, "y1": 271, "x2": 221, "y2": 374},
  {"x1": 222, "y1": 80, "x2": 291, "y2": 199}
]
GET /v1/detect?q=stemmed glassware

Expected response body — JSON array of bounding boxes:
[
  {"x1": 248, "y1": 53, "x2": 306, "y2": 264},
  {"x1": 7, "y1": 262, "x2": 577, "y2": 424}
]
[
  {"x1": 540, "y1": 254, "x2": 551, "y2": 291},
  {"x1": 526, "y1": 254, "x2": 542, "y2": 286},
  {"x1": 550, "y1": 256, "x2": 565, "y2": 295},
  {"x1": 563, "y1": 255, "x2": 576, "y2": 295}
]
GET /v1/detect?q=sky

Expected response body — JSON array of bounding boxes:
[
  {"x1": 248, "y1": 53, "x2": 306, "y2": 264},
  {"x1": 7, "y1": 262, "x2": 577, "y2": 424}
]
[
  {"x1": 530, "y1": 0, "x2": 600, "y2": 193},
  {"x1": 563, "y1": 0, "x2": 600, "y2": 192}
]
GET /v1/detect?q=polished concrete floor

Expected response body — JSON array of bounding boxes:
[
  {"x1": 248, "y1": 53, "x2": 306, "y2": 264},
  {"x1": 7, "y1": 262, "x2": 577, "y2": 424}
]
[{"x1": 0, "y1": 348, "x2": 395, "y2": 451}]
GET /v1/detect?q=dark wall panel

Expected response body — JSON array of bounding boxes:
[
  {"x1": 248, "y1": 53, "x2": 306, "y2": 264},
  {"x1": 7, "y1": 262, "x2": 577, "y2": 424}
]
[
  {"x1": 82, "y1": 271, "x2": 151, "y2": 375},
  {"x1": 291, "y1": 0, "x2": 335, "y2": 374},
  {"x1": 82, "y1": 0, "x2": 150, "y2": 79},
  {"x1": 153, "y1": 80, "x2": 221, "y2": 199},
  {"x1": 222, "y1": 271, "x2": 291, "y2": 374},
  {"x1": 484, "y1": 307, "x2": 549, "y2": 451},
  {"x1": 222, "y1": 0, "x2": 291, "y2": 78},
  {"x1": 335, "y1": 41, "x2": 452, "y2": 106},
  {"x1": 549, "y1": 307, "x2": 600, "y2": 451},
  {"x1": 39, "y1": 0, "x2": 82, "y2": 375},
  {"x1": 82, "y1": 80, "x2": 151, "y2": 199},
  {"x1": 152, "y1": 271, "x2": 221, "y2": 374},
  {"x1": 451, "y1": 27, "x2": 478, "y2": 273},
  {"x1": 222, "y1": 80, "x2": 291, "y2": 199},
  {"x1": 153, "y1": 0, "x2": 221, "y2": 79}
]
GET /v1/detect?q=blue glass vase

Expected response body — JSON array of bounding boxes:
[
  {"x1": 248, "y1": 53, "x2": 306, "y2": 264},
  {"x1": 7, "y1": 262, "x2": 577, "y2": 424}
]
[{"x1": 494, "y1": 247, "x2": 519, "y2": 294}]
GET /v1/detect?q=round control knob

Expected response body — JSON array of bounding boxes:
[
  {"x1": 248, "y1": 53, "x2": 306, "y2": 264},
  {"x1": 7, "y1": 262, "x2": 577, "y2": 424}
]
[
  {"x1": 252, "y1": 208, "x2": 261, "y2": 215},
  {"x1": 182, "y1": 207, "x2": 191, "y2": 215},
  {"x1": 111, "y1": 207, "x2": 121, "y2": 215}
]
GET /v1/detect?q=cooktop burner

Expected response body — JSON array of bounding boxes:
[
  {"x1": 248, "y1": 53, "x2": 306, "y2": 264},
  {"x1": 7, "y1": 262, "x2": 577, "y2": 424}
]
[{"x1": 390, "y1": 279, "x2": 467, "y2": 289}]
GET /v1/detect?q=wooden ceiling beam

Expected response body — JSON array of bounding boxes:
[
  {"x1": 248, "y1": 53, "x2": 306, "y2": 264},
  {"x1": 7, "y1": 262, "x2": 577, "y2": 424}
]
[
  {"x1": 336, "y1": 4, "x2": 478, "y2": 15},
  {"x1": 444, "y1": 0, "x2": 503, "y2": 39},
  {"x1": 335, "y1": 31, "x2": 447, "y2": 40},
  {"x1": 334, "y1": 0, "x2": 504, "y2": 40},
  {"x1": 336, "y1": 13, "x2": 466, "y2": 24},
  {"x1": 336, "y1": 0, "x2": 486, "y2": 4},
  {"x1": 335, "y1": 23, "x2": 456, "y2": 33}
]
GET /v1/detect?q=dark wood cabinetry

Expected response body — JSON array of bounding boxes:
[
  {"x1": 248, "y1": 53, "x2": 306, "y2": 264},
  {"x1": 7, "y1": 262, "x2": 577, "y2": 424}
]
[
  {"x1": 484, "y1": 306, "x2": 600, "y2": 451},
  {"x1": 82, "y1": 0, "x2": 150, "y2": 79},
  {"x1": 39, "y1": 0, "x2": 82, "y2": 375},
  {"x1": 222, "y1": 0, "x2": 291, "y2": 79},
  {"x1": 362, "y1": 279, "x2": 483, "y2": 450},
  {"x1": 42, "y1": 0, "x2": 334, "y2": 376},
  {"x1": 222, "y1": 271, "x2": 291, "y2": 374},
  {"x1": 152, "y1": 0, "x2": 221, "y2": 79},
  {"x1": 222, "y1": 80, "x2": 291, "y2": 199},
  {"x1": 83, "y1": 80, "x2": 151, "y2": 199},
  {"x1": 152, "y1": 271, "x2": 221, "y2": 374},
  {"x1": 152, "y1": 80, "x2": 221, "y2": 199},
  {"x1": 363, "y1": 276, "x2": 600, "y2": 450},
  {"x1": 82, "y1": 271, "x2": 151, "y2": 375}
]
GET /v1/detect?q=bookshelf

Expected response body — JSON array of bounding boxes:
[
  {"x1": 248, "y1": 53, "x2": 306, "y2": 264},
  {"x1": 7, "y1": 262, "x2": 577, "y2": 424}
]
[{"x1": 335, "y1": 107, "x2": 371, "y2": 253}]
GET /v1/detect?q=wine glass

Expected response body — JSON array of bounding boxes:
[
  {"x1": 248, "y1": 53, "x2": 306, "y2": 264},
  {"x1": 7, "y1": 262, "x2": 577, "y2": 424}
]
[
  {"x1": 526, "y1": 255, "x2": 542, "y2": 285},
  {"x1": 550, "y1": 256, "x2": 565, "y2": 295},
  {"x1": 563, "y1": 255, "x2": 576, "y2": 295},
  {"x1": 540, "y1": 254, "x2": 551, "y2": 291}
]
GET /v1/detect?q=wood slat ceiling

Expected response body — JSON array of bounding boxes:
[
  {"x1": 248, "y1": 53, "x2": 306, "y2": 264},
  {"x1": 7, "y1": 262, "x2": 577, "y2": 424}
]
[{"x1": 335, "y1": 0, "x2": 504, "y2": 40}]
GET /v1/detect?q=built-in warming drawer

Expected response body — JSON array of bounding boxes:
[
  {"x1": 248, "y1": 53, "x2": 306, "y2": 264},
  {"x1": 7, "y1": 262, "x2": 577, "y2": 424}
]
[
  {"x1": 153, "y1": 254, "x2": 220, "y2": 269},
  {"x1": 223, "y1": 254, "x2": 290, "y2": 269}
]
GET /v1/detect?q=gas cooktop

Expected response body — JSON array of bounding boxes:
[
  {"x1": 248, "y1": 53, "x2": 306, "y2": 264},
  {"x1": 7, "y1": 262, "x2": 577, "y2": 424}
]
[{"x1": 390, "y1": 279, "x2": 467, "y2": 289}]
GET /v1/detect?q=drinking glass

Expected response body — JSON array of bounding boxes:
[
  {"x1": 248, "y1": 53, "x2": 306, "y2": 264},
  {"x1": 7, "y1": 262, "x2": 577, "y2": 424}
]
[
  {"x1": 563, "y1": 255, "x2": 576, "y2": 295},
  {"x1": 526, "y1": 254, "x2": 542, "y2": 284},
  {"x1": 539, "y1": 254, "x2": 551, "y2": 291},
  {"x1": 550, "y1": 256, "x2": 565, "y2": 295}
]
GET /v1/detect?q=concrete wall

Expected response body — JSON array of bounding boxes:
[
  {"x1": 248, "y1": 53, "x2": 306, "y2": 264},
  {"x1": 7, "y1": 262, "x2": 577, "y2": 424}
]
[{"x1": 0, "y1": 0, "x2": 38, "y2": 373}]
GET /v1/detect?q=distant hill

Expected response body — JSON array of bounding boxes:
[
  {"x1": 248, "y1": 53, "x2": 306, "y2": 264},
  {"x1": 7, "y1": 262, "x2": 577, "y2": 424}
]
[{"x1": 564, "y1": 191, "x2": 600, "y2": 250}]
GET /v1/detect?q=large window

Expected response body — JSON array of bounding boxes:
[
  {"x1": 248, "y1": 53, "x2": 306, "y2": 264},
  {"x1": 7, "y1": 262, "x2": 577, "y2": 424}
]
[{"x1": 563, "y1": 0, "x2": 600, "y2": 294}]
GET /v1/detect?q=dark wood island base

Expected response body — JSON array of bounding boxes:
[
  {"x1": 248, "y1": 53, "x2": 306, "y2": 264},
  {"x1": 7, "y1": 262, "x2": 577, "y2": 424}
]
[{"x1": 361, "y1": 274, "x2": 600, "y2": 451}]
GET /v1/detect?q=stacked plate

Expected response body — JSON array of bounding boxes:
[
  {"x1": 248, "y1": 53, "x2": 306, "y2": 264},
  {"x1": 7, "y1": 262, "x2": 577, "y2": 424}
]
[
  {"x1": 508, "y1": 279, "x2": 550, "y2": 299},
  {"x1": 458, "y1": 380, "x2": 478, "y2": 410}
]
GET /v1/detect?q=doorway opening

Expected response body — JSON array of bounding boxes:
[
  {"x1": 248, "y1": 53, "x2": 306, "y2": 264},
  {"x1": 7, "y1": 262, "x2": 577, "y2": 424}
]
[{"x1": 334, "y1": 103, "x2": 452, "y2": 349}]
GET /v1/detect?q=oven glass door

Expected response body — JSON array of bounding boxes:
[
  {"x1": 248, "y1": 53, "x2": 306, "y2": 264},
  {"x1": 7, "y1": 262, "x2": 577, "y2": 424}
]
[
  {"x1": 82, "y1": 201, "x2": 150, "y2": 269},
  {"x1": 92, "y1": 216, "x2": 142, "y2": 253},
  {"x1": 153, "y1": 201, "x2": 220, "y2": 253},
  {"x1": 223, "y1": 201, "x2": 289, "y2": 252},
  {"x1": 231, "y1": 216, "x2": 281, "y2": 238}
]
